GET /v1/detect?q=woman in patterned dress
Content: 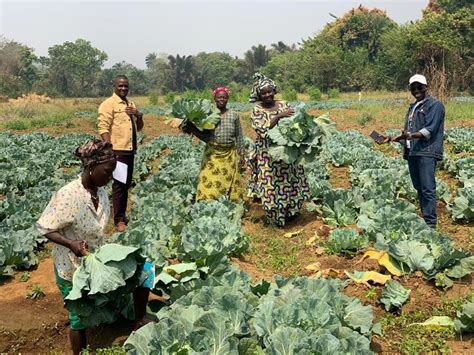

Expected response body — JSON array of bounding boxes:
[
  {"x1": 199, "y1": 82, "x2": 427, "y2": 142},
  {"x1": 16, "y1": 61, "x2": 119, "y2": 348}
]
[
  {"x1": 248, "y1": 74, "x2": 310, "y2": 226},
  {"x1": 36, "y1": 140, "x2": 150, "y2": 355},
  {"x1": 181, "y1": 87, "x2": 245, "y2": 202}
]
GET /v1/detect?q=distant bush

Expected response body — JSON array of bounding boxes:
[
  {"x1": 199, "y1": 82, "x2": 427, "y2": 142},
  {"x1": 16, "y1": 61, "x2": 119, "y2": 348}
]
[
  {"x1": 283, "y1": 88, "x2": 298, "y2": 101},
  {"x1": 164, "y1": 92, "x2": 176, "y2": 105},
  {"x1": 148, "y1": 92, "x2": 158, "y2": 105},
  {"x1": 181, "y1": 90, "x2": 211, "y2": 100},
  {"x1": 328, "y1": 88, "x2": 340, "y2": 99},
  {"x1": 308, "y1": 87, "x2": 322, "y2": 101},
  {"x1": 230, "y1": 90, "x2": 249, "y2": 103},
  {"x1": 356, "y1": 113, "x2": 373, "y2": 126}
]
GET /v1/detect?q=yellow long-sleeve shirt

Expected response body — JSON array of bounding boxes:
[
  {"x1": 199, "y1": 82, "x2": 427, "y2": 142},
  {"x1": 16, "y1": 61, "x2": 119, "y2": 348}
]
[{"x1": 97, "y1": 93, "x2": 138, "y2": 151}]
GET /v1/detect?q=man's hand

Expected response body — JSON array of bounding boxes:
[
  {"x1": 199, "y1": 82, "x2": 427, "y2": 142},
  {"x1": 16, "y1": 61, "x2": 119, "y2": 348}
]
[
  {"x1": 376, "y1": 134, "x2": 391, "y2": 145},
  {"x1": 100, "y1": 132, "x2": 111, "y2": 143},
  {"x1": 69, "y1": 240, "x2": 88, "y2": 257},
  {"x1": 125, "y1": 106, "x2": 140, "y2": 116}
]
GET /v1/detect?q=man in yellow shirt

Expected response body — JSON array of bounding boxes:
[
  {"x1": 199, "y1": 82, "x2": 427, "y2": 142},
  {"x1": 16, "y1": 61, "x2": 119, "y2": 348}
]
[{"x1": 98, "y1": 75, "x2": 144, "y2": 232}]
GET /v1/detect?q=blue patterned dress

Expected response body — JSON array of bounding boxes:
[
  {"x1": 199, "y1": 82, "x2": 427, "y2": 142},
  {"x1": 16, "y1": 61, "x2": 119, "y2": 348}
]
[{"x1": 249, "y1": 100, "x2": 310, "y2": 226}]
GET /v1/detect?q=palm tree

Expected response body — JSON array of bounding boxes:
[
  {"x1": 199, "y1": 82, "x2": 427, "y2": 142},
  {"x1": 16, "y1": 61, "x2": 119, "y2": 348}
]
[
  {"x1": 145, "y1": 52, "x2": 158, "y2": 69},
  {"x1": 167, "y1": 54, "x2": 196, "y2": 91},
  {"x1": 243, "y1": 44, "x2": 270, "y2": 76},
  {"x1": 271, "y1": 41, "x2": 296, "y2": 53}
]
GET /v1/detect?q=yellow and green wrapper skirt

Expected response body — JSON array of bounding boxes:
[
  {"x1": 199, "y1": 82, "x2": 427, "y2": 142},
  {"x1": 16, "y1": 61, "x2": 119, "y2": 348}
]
[{"x1": 196, "y1": 142, "x2": 243, "y2": 202}]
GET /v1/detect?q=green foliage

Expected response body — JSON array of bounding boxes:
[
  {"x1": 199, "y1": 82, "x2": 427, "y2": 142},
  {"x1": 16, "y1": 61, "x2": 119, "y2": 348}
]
[
  {"x1": 193, "y1": 51, "x2": 239, "y2": 89},
  {"x1": 148, "y1": 91, "x2": 158, "y2": 105},
  {"x1": 445, "y1": 127, "x2": 474, "y2": 153},
  {"x1": 164, "y1": 91, "x2": 175, "y2": 105},
  {"x1": 169, "y1": 98, "x2": 220, "y2": 131},
  {"x1": 325, "y1": 229, "x2": 368, "y2": 255},
  {"x1": 356, "y1": 112, "x2": 373, "y2": 126},
  {"x1": 180, "y1": 90, "x2": 211, "y2": 100},
  {"x1": 125, "y1": 276, "x2": 378, "y2": 354},
  {"x1": 379, "y1": 280, "x2": 410, "y2": 311},
  {"x1": 97, "y1": 62, "x2": 148, "y2": 96},
  {"x1": 365, "y1": 287, "x2": 377, "y2": 300},
  {"x1": 328, "y1": 88, "x2": 340, "y2": 99},
  {"x1": 454, "y1": 300, "x2": 474, "y2": 333},
  {"x1": 26, "y1": 284, "x2": 45, "y2": 299},
  {"x1": 381, "y1": 296, "x2": 471, "y2": 354},
  {"x1": 19, "y1": 272, "x2": 30, "y2": 282},
  {"x1": 282, "y1": 88, "x2": 297, "y2": 101},
  {"x1": 64, "y1": 244, "x2": 145, "y2": 328},
  {"x1": 400, "y1": 325, "x2": 455, "y2": 354},
  {"x1": 0, "y1": 111, "x2": 74, "y2": 130},
  {"x1": 267, "y1": 105, "x2": 334, "y2": 165},
  {"x1": 0, "y1": 132, "x2": 95, "y2": 276},
  {"x1": 308, "y1": 87, "x2": 322, "y2": 100},
  {"x1": 0, "y1": 37, "x2": 37, "y2": 98},
  {"x1": 82, "y1": 345, "x2": 126, "y2": 355},
  {"x1": 42, "y1": 38, "x2": 107, "y2": 97},
  {"x1": 321, "y1": 189, "x2": 358, "y2": 227},
  {"x1": 449, "y1": 187, "x2": 474, "y2": 222}
]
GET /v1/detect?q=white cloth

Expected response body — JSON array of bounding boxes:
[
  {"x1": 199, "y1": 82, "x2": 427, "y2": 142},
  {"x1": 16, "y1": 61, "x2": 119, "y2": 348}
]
[{"x1": 36, "y1": 177, "x2": 109, "y2": 281}]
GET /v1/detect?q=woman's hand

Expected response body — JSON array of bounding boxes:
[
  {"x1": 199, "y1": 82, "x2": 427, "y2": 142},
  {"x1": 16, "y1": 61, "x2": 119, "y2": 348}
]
[
  {"x1": 69, "y1": 240, "x2": 88, "y2": 257},
  {"x1": 270, "y1": 108, "x2": 295, "y2": 128},
  {"x1": 281, "y1": 108, "x2": 295, "y2": 118}
]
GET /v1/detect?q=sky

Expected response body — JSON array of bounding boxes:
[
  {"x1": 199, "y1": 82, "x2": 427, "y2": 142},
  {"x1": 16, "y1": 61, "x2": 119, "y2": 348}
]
[{"x1": 0, "y1": 0, "x2": 429, "y2": 68}]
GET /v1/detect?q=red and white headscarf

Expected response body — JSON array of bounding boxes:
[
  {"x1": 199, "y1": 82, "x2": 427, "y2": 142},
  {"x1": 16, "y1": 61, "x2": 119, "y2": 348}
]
[{"x1": 212, "y1": 87, "x2": 231, "y2": 97}]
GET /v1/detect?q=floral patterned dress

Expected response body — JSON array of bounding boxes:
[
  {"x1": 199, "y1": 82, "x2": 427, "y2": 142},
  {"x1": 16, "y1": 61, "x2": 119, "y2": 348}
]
[{"x1": 249, "y1": 100, "x2": 310, "y2": 226}]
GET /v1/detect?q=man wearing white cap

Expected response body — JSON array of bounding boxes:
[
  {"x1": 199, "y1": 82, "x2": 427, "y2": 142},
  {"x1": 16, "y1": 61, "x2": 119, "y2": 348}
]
[{"x1": 381, "y1": 74, "x2": 445, "y2": 228}]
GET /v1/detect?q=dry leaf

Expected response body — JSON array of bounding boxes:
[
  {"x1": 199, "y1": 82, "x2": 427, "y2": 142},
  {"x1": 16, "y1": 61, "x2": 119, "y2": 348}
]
[
  {"x1": 315, "y1": 247, "x2": 326, "y2": 255},
  {"x1": 345, "y1": 270, "x2": 391, "y2": 286},
  {"x1": 168, "y1": 118, "x2": 183, "y2": 128},
  {"x1": 358, "y1": 250, "x2": 403, "y2": 276},
  {"x1": 283, "y1": 228, "x2": 304, "y2": 239},
  {"x1": 322, "y1": 268, "x2": 341, "y2": 278},
  {"x1": 304, "y1": 262, "x2": 321, "y2": 271},
  {"x1": 306, "y1": 236, "x2": 317, "y2": 247}
]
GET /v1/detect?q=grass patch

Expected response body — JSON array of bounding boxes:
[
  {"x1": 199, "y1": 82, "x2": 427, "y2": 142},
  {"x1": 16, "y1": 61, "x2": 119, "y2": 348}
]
[
  {"x1": 246, "y1": 228, "x2": 305, "y2": 276},
  {"x1": 381, "y1": 294, "x2": 472, "y2": 354},
  {"x1": 0, "y1": 111, "x2": 75, "y2": 130},
  {"x1": 445, "y1": 100, "x2": 474, "y2": 122},
  {"x1": 82, "y1": 345, "x2": 126, "y2": 355}
]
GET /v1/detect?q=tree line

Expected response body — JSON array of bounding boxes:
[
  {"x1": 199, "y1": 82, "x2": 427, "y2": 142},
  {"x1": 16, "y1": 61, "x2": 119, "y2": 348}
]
[{"x1": 1, "y1": 0, "x2": 472, "y2": 99}]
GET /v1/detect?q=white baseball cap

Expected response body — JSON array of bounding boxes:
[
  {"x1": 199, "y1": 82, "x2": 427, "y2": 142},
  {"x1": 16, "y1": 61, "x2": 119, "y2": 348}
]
[{"x1": 409, "y1": 74, "x2": 427, "y2": 86}]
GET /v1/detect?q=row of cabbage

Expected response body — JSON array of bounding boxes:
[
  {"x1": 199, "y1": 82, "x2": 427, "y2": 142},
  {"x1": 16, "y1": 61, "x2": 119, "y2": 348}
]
[
  {"x1": 304, "y1": 130, "x2": 473, "y2": 290},
  {"x1": 441, "y1": 127, "x2": 473, "y2": 222},
  {"x1": 445, "y1": 127, "x2": 474, "y2": 153},
  {"x1": 0, "y1": 131, "x2": 172, "y2": 277},
  {"x1": 0, "y1": 132, "x2": 95, "y2": 276},
  {"x1": 104, "y1": 134, "x2": 382, "y2": 354}
]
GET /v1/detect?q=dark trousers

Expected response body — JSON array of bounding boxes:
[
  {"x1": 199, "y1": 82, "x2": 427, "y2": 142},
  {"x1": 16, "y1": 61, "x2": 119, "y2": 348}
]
[
  {"x1": 407, "y1": 156, "x2": 437, "y2": 226},
  {"x1": 113, "y1": 153, "x2": 134, "y2": 225}
]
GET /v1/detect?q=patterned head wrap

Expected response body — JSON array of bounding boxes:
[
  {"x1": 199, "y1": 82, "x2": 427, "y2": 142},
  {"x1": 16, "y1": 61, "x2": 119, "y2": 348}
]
[
  {"x1": 74, "y1": 140, "x2": 116, "y2": 169},
  {"x1": 249, "y1": 73, "x2": 277, "y2": 102},
  {"x1": 212, "y1": 87, "x2": 231, "y2": 97}
]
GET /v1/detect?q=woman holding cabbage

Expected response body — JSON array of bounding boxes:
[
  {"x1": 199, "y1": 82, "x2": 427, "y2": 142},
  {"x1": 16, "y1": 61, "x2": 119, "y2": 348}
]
[
  {"x1": 248, "y1": 74, "x2": 310, "y2": 226},
  {"x1": 36, "y1": 140, "x2": 151, "y2": 355},
  {"x1": 181, "y1": 87, "x2": 245, "y2": 202}
]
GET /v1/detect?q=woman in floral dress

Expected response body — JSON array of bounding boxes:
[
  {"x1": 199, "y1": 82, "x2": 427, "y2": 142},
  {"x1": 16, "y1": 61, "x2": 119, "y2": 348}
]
[{"x1": 248, "y1": 74, "x2": 310, "y2": 226}]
